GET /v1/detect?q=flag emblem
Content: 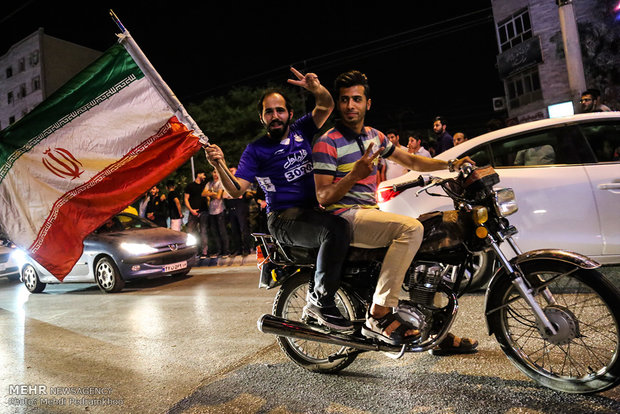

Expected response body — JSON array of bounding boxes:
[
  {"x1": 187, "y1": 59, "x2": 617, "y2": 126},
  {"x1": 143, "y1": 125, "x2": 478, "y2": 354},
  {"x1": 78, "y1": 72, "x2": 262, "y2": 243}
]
[{"x1": 42, "y1": 147, "x2": 84, "y2": 180}]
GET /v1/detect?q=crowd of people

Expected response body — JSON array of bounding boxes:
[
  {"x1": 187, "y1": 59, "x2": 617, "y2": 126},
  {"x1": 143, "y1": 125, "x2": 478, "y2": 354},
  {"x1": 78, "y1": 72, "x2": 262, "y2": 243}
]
[
  {"x1": 377, "y1": 118, "x2": 469, "y2": 182},
  {"x1": 127, "y1": 170, "x2": 266, "y2": 260}
]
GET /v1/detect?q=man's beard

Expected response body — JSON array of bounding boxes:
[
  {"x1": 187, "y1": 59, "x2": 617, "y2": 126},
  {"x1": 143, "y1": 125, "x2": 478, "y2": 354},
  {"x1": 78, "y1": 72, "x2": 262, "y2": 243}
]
[{"x1": 266, "y1": 118, "x2": 290, "y2": 140}]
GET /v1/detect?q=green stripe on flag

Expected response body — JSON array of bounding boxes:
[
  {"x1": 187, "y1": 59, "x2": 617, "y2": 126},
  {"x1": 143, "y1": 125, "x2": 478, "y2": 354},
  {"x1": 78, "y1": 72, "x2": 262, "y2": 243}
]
[{"x1": 0, "y1": 43, "x2": 144, "y2": 174}]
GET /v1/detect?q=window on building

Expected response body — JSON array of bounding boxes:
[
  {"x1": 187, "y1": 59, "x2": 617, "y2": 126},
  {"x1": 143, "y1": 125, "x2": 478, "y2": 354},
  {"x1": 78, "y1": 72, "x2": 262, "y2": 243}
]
[
  {"x1": 29, "y1": 50, "x2": 39, "y2": 66},
  {"x1": 6, "y1": 67, "x2": 13, "y2": 78},
  {"x1": 9, "y1": 116, "x2": 15, "y2": 125},
  {"x1": 18, "y1": 58, "x2": 25, "y2": 72},
  {"x1": 506, "y1": 67, "x2": 542, "y2": 109},
  {"x1": 497, "y1": 8, "x2": 532, "y2": 53},
  {"x1": 18, "y1": 84, "x2": 27, "y2": 98},
  {"x1": 32, "y1": 76, "x2": 41, "y2": 91},
  {"x1": 7, "y1": 92, "x2": 14, "y2": 105}
]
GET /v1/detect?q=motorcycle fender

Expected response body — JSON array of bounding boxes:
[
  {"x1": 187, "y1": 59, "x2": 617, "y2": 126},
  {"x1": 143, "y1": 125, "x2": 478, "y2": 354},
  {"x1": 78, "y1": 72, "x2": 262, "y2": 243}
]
[{"x1": 483, "y1": 249, "x2": 600, "y2": 335}]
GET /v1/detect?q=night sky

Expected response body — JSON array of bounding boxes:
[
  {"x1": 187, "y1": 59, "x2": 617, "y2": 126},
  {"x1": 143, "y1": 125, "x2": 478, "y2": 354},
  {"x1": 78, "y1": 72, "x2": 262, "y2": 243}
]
[{"x1": 1, "y1": 0, "x2": 504, "y2": 137}]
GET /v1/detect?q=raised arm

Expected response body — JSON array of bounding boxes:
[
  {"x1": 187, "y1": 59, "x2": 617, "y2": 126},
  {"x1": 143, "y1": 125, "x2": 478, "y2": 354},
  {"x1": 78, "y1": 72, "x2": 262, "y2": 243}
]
[
  {"x1": 387, "y1": 146, "x2": 474, "y2": 172},
  {"x1": 287, "y1": 67, "x2": 334, "y2": 129}
]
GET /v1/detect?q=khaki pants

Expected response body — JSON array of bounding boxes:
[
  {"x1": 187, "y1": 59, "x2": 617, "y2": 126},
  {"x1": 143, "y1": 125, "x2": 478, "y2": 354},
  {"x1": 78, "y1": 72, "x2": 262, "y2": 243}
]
[{"x1": 340, "y1": 208, "x2": 424, "y2": 307}]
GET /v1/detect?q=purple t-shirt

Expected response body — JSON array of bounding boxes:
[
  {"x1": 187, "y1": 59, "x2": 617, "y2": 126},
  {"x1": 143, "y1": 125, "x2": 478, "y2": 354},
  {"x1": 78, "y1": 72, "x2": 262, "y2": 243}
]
[{"x1": 235, "y1": 114, "x2": 319, "y2": 213}]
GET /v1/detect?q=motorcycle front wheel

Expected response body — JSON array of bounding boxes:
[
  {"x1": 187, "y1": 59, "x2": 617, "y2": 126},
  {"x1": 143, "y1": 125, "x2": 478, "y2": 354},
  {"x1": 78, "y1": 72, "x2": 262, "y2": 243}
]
[
  {"x1": 273, "y1": 271, "x2": 361, "y2": 373},
  {"x1": 487, "y1": 259, "x2": 620, "y2": 393}
]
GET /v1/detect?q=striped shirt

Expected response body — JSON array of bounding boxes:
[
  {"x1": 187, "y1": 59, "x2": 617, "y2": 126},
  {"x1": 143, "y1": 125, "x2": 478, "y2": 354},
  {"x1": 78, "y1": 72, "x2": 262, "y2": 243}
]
[{"x1": 313, "y1": 122, "x2": 394, "y2": 214}]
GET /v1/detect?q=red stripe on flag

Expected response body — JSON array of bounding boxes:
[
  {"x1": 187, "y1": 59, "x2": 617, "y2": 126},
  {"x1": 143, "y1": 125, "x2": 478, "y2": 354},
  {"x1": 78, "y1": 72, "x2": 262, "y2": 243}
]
[{"x1": 31, "y1": 116, "x2": 202, "y2": 280}]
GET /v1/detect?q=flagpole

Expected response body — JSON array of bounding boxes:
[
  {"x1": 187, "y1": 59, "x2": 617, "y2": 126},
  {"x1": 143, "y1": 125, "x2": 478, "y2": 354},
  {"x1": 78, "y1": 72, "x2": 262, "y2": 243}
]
[{"x1": 109, "y1": 10, "x2": 240, "y2": 190}]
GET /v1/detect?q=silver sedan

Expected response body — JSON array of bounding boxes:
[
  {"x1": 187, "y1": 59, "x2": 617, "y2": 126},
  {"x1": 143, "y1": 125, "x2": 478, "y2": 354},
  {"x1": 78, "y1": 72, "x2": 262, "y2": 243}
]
[{"x1": 16, "y1": 213, "x2": 198, "y2": 293}]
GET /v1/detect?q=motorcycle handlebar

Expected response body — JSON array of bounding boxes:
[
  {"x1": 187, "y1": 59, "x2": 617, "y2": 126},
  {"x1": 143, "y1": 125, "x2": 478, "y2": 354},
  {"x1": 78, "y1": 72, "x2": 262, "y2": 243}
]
[
  {"x1": 392, "y1": 175, "x2": 427, "y2": 192},
  {"x1": 390, "y1": 162, "x2": 475, "y2": 193}
]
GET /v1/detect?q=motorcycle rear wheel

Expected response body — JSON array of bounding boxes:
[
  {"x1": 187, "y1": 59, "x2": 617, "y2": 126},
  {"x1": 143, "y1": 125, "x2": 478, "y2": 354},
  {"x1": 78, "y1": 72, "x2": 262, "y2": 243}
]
[
  {"x1": 487, "y1": 259, "x2": 620, "y2": 393},
  {"x1": 273, "y1": 272, "x2": 361, "y2": 373}
]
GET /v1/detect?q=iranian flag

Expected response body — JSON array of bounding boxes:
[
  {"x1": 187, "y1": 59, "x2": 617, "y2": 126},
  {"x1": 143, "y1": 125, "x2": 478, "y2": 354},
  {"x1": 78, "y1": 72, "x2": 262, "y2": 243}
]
[{"x1": 0, "y1": 40, "x2": 204, "y2": 280}]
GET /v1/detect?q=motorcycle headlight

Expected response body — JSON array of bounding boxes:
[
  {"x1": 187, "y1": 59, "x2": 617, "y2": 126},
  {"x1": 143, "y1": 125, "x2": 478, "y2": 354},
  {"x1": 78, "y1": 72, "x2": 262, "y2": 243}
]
[
  {"x1": 494, "y1": 188, "x2": 518, "y2": 217},
  {"x1": 120, "y1": 242, "x2": 157, "y2": 255}
]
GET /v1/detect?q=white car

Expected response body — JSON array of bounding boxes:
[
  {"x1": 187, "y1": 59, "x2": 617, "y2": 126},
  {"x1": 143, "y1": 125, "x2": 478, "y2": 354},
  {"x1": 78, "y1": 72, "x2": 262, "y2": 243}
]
[{"x1": 378, "y1": 112, "x2": 620, "y2": 287}]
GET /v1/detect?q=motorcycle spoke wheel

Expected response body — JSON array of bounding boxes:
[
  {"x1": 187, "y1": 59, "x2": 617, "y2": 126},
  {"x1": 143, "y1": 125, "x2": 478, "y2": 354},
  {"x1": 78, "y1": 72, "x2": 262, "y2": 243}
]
[
  {"x1": 489, "y1": 262, "x2": 620, "y2": 393},
  {"x1": 273, "y1": 272, "x2": 360, "y2": 373}
]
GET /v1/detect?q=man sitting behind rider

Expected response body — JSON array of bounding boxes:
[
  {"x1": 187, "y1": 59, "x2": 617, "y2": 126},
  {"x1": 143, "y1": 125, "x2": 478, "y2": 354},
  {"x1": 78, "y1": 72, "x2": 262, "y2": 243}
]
[
  {"x1": 312, "y1": 70, "x2": 479, "y2": 353},
  {"x1": 205, "y1": 68, "x2": 353, "y2": 331}
]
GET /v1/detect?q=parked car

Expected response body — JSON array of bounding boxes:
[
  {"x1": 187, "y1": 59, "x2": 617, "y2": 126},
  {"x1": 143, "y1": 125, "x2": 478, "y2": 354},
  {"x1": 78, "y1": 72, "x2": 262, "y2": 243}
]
[
  {"x1": 0, "y1": 239, "x2": 20, "y2": 280},
  {"x1": 17, "y1": 212, "x2": 198, "y2": 293},
  {"x1": 378, "y1": 112, "x2": 620, "y2": 289}
]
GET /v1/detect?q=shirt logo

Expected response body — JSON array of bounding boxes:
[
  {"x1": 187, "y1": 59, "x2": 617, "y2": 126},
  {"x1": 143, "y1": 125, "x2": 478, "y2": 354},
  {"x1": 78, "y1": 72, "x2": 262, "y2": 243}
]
[
  {"x1": 283, "y1": 149, "x2": 308, "y2": 169},
  {"x1": 42, "y1": 147, "x2": 84, "y2": 180}
]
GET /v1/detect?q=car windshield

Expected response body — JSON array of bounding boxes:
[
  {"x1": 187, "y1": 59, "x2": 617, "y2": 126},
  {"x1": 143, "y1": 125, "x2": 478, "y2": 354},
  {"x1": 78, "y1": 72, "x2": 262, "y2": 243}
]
[{"x1": 95, "y1": 213, "x2": 157, "y2": 233}]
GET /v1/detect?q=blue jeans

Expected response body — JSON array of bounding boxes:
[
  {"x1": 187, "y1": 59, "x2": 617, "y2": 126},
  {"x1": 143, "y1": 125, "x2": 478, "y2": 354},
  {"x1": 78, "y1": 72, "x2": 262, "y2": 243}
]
[{"x1": 267, "y1": 207, "x2": 350, "y2": 308}]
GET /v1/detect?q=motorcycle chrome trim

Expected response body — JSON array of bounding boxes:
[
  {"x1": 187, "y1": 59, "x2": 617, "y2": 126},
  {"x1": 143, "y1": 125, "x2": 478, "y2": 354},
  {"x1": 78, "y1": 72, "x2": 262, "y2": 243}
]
[
  {"x1": 511, "y1": 249, "x2": 601, "y2": 269},
  {"x1": 259, "y1": 288, "x2": 459, "y2": 354},
  {"x1": 505, "y1": 236, "x2": 523, "y2": 256},
  {"x1": 511, "y1": 276, "x2": 558, "y2": 336}
]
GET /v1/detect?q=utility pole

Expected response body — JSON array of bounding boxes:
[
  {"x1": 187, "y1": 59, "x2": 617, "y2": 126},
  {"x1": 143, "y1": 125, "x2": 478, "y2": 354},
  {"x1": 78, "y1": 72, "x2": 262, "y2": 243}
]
[{"x1": 556, "y1": 0, "x2": 587, "y2": 107}]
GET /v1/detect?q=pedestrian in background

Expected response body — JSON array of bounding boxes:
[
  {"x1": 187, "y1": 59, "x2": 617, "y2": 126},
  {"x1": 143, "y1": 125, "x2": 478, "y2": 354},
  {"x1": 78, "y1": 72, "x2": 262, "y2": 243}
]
[
  {"x1": 432, "y1": 116, "x2": 453, "y2": 155},
  {"x1": 166, "y1": 180, "x2": 184, "y2": 231},
  {"x1": 184, "y1": 171, "x2": 209, "y2": 258},
  {"x1": 406, "y1": 131, "x2": 432, "y2": 158},
  {"x1": 145, "y1": 185, "x2": 168, "y2": 227},
  {"x1": 383, "y1": 129, "x2": 409, "y2": 180},
  {"x1": 224, "y1": 166, "x2": 253, "y2": 257},
  {"x1": 453, "y1": 132, "x2": 467, "y2": 146},
  {"x1": 205, "y1": 170, "x2": 230, "y2": 258}
]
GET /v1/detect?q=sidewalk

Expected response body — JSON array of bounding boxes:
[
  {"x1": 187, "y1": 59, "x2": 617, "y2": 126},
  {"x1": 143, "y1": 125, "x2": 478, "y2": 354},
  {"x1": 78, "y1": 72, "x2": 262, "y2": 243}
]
[{"x1": 192, "y1": 254, "x2": 258, "y2": 273}]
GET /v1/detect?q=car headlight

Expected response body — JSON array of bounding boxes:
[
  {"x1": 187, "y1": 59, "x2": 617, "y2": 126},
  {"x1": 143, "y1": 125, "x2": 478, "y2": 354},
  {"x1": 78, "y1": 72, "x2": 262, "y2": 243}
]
[
  {"x1": 186, "y1": 233, "x2": 197, "y2": 247},
  {"x1": 120, "y1": 242, "x2": 158, "y2": 255},
  {"x1": 494, "y1": 188, "x2": 518, "y2": 217},
  {"x1": 10, "y1": 248, "x2": 28, "y2": 268}
]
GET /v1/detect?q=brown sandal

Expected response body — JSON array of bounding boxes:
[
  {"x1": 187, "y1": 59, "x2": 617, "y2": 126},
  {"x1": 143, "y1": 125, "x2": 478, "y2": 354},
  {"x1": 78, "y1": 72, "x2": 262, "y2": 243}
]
[
  {"x1": 430, "y1": 332, "x2": 479, "y2": 356},
  {"x1": 362, "y1": 312, "x2": 420, "y2": 346}
]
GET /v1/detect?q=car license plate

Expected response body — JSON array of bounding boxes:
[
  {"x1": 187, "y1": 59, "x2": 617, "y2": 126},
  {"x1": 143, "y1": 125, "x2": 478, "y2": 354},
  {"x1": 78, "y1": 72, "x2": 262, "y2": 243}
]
[{"x1": 163, "y1": 261, "x2": 187, "y2": 272}]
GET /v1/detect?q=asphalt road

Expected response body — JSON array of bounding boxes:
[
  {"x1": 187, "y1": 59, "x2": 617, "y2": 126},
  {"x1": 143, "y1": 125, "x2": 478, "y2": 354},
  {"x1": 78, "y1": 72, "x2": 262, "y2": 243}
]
[{"x1": 1, "y1": 262, "x2": 619, "y2": 414}]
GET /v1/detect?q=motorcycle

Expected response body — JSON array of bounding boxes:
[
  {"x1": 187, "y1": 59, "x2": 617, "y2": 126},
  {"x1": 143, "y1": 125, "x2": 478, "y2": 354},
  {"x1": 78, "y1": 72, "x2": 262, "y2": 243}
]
[{"x1": 252, "y1": 164, "x2": 620, "y2": 394}]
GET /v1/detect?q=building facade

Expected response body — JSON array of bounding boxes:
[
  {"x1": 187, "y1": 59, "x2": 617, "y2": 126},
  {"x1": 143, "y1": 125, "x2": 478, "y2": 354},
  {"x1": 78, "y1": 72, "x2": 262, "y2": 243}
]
[
  {"x1": 0, "y1": 28, "x2": 101, "y2": 130},
  {"x1": 491, "y1": 0, "x2": 619, "y2": 124}
]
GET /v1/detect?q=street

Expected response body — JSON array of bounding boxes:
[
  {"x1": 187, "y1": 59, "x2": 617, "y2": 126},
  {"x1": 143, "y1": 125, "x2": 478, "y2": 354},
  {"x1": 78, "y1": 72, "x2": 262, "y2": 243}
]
[{"x1": 1, "y1": 264, "x2": 619, "y2": 414}]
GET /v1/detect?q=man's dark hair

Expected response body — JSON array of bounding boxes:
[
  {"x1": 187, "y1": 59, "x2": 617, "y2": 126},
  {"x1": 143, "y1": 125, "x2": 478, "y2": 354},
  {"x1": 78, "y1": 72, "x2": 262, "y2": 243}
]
[
  {"x1": 257, "y1": 89, "x2": 293, "y2": 114},
  {"x1": 334, "y1": 70, "x2": 370, "y2": 98},
  {"x1": 386, "y1": 128, "x2": 399, "y2": 136},
  {"x1": 166, "y1": 180, "x2": 175, "y2": 189},
  {"x1": 582, "y1": 88, "x2": 601, "y2": 99},
  {"x1": 434, "y1": 116, "x2": 447, "y2": 126}
]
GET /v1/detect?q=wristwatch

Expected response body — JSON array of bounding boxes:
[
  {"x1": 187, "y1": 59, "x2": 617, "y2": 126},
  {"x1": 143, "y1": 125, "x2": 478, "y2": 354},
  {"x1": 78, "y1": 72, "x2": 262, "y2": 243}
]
[{"x1": 447, "y1": 159, "x2": 457, "y2": 172}]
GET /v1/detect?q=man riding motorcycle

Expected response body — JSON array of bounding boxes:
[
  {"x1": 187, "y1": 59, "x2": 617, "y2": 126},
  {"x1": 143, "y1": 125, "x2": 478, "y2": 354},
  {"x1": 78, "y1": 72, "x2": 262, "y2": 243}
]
[
  {"x1": 312, "y1": 70, "x2": 478, "y2": 353},
  {"x1": 205, "y1": 68, "x2": 353, "y2": 331}
]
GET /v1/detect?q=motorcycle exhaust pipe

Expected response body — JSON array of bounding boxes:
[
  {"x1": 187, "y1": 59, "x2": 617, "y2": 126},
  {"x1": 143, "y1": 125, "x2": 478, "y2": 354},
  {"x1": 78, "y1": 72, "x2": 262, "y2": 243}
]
[{"x1": 257, "y1": 313, "x2": 403, "y2": 352}]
